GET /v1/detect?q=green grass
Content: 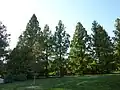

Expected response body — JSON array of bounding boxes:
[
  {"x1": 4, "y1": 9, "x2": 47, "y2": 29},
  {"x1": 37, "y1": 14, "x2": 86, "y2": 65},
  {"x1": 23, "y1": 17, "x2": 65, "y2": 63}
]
[{"x1": 0, "y1": 74, "x2": 120, "y2": 90}]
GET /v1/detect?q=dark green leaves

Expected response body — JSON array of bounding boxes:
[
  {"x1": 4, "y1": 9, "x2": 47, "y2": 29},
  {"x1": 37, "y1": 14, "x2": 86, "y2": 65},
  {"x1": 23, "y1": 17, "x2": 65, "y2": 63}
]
[
  {"x1": 53, "y1": 20, "x2": 70, "y2": 77},
  {"x1": 0, "y1": 22, "x2": 10, "y2": 59},
  {"x1": 69, "y1": 22, "x2": 89, "y2": 75},
  {"x1": 91, "y1": 21, "x2": 114, "y2": 73}
]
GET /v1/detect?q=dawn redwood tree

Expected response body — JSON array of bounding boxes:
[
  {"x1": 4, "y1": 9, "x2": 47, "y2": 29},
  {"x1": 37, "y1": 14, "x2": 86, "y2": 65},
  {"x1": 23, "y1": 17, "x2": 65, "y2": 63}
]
[
  {"x1": 42, "y1": 24, "x2": 53, "y2": 77},
  {"x1": 91, "y1": 21, "x2": 114, "y2": 73},
  {"x1": 8, "y1": 14, "x2": 44, "y2": 79},
  {"x1": 7, "y1": 46, "x2": 33, "y2": 75},
  {"x1": 53, "y1": 20, "x2": 70, "y2": 77},
  {"x1": 113, "y1": 18, "x2": 120, "y2": 70},
  {"x1": 0, "y1": 22, "x2": 10, "y2": 60},
  {"x1": 69, "y1": 22, "x2": 90, "y2": 75},
  {"x1": 0, "y1": 22, "x2": 10, "y2": 75}
]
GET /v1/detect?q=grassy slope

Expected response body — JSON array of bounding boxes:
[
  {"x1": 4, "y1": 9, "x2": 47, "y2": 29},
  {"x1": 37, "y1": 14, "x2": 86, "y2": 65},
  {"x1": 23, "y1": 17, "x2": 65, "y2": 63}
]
[{"x1": 0, "y1": 74, "x2": 120, "y2": 90}]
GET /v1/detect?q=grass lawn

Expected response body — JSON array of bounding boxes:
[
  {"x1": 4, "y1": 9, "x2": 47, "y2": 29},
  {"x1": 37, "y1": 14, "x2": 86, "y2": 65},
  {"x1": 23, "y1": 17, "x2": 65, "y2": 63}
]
[{"x1": 0, "y1": 74, "x2": 120, "y2": 90}]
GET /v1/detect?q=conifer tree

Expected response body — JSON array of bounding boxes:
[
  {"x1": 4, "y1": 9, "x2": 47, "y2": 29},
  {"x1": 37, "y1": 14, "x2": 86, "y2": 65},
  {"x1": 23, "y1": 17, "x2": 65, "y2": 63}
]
[
  {"x1": 43, "y1": 24, "x2": 53, "y2": 77},
  {"x1": 0, "y1": 22, "x2": 10, "y2": 75},
  {"x1": 53, "y1": 20, "x2": 70, "y2": 77},
  {"x1": 8, "y1": 14, "x2": 43, "y2": 78},
  {"x1": 91, "y1": 21, "x2": 114, "y2": 73},
  {"x1": 113, "y1": 18, "x2": 120, "y2": 70},
  {"x1": 69, "y1": 22, "x2": 89, "y2": 75}
]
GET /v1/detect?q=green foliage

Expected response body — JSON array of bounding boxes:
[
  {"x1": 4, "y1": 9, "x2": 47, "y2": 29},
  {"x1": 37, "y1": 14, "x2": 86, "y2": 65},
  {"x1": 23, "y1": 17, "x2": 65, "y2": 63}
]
[
  {"x1": 4, "y1": 73, "x2": 27, "y2": 83},
  {"x1": 0, "y1": 60, "x2": 4, "y2": 75},
  {"x1": 5, "y1": 15, "x2": 120, "y2": 78},
  {"x1": 0, "y1": 22, "x2": 10, "y2": 59},
  {"x1": 0, "y1": 22, "x2": 10, "y2": 76},
  {"x1": 7, "y1": 47, "x2": 31, "y2": 75},
  {"x1": 91, "y1": 21, "x2": 114, "y2": 73},
  {"x1": 42, "y1": 24, "x2": 53, "y2": 77},
  {"x1": 53, "y1": 20, "x2": 70, "y2": 77},
  {"x1": 14, "y1": 74, "x2": 27, "y2": 81},
  {"x1": 113, "y1": 18, "x2": 120, "y2": 70},
  {"x1": 69, "y1": 22, "x2": 90, "y2": 75},
  {"x1": 7, "y1": 14, "x2": 44, "y2": 78},
  {"x1": 4, "y1": 74, "x2": 14, "y2": 83}
]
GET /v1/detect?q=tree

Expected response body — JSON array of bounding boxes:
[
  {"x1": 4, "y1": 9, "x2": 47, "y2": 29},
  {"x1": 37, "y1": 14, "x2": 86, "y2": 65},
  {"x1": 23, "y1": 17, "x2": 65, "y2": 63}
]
[
  {"x1": 91, "y1": 21, "x2": 114, "y2": 73},
  {"x1": 0, "y1": 21, "x2": 10, "y2": 75},
  {"x1": 0, "y1": 22, "x2": 10, "y2": 60},
  {"x1": 53, "y1": 20, "x2": 70, "y2": 77},
  {"x1": 113, "y1": 18, "x2": 120, "y2": 70},
  {"x1": 0, "y1": 60, "x2": 4, "y2": 76},
  {"x1": 42, "y1": 24, "x2": 53, "y2": 77},
  {"x1": 69, "y1": 22, "x2": 90, "y2": 75},
  {"x1": 8, "y1": 14, "x2": 44, "y2": 79},
  {"x1": 7, "y1": 46, "x2": 32, "y2": 75}
]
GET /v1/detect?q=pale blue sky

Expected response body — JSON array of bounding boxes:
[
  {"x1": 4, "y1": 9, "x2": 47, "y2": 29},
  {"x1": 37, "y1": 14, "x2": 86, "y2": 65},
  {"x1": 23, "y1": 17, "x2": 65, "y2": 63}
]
[{"x1": 0, "y1": 0, "x2": 120, "y2": 49}]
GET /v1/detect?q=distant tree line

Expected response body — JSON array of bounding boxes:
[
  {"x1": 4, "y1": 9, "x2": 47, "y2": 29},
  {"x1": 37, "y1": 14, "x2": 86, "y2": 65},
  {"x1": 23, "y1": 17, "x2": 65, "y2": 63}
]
[{"x1": 1, "y1": 14, "x2": 120, "y2": 82}]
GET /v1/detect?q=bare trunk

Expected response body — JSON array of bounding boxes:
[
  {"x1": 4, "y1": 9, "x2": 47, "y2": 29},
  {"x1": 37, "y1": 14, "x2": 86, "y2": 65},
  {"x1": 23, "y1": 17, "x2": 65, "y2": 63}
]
[
  {"x1": 45, "y1": 63, "x2": 48, "y2": 78},
  {"x1": 59, "y1": 42, "x2": 64, "y2": 77},
  {"x1": 33, "y1": 73, "x2": 36, "y2": 85}
]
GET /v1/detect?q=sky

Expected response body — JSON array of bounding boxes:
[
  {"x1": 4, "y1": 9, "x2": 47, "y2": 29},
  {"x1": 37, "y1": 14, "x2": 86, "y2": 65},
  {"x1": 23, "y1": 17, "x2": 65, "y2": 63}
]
[{"x1": 0, "y1": 0, "x2": 120, "y2": 49}]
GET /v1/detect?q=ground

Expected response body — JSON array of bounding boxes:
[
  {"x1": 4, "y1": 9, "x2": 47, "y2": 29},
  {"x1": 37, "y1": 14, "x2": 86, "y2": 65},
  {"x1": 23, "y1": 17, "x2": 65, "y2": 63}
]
[{"x1": 0, "y1": 74, "x2": 120, "y2": 90}]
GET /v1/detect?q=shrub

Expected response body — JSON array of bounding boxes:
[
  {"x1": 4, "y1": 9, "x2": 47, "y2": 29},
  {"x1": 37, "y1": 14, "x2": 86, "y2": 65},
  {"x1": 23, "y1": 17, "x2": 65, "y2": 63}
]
[
  {"x1": 4, "y1": 74, "x2": 14, "y2": 83},
  {"x1": 14, "y1": 74, "x2": 27, "y2": 81},
  {"x1": 27, "y1": 71, "x2": 34, "y2": 79}
]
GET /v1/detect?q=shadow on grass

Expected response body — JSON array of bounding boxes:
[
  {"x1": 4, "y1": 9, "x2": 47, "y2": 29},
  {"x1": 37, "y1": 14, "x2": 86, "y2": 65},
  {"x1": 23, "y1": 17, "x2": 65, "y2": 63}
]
[
  {"x1": 47, "y1": 88, "x2": 71, "y2": 90},
  {"x1": 1, "y1": 74, "x2": 120, "y2": 90}
]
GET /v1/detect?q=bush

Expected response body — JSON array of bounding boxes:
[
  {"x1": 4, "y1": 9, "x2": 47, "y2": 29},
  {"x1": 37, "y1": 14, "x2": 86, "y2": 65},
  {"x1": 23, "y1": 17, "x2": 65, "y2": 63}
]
[
  {"x1": 4, "y1": 74, "x2": 14, "y2": 83},
  {"x1": 14, "y1": 74, "x2": 27, "y2": 81},
  {"x1": 27, "y1": 71, "x2": 34, "y2": 79}
]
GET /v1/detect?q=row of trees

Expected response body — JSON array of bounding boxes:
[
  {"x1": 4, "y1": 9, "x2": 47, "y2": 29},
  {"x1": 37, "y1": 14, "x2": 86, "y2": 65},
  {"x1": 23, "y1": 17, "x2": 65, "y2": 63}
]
[{"x1": 1, "y1": 14, "x2": 120, "y2": 80}]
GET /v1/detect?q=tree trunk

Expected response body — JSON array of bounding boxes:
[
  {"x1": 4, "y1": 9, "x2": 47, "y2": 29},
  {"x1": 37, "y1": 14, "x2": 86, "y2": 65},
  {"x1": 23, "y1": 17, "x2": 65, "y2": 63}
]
[
  {"x1": 59, "y1": 42, "x2": 64, "y2": 77},
  {"x1": 45, "y1": 63, "x2": 48, "y2": 78},
  {"x1": 60, "y1": 66, "x2": 64, "y2": 77},
  {"x1": 45, "y1": 55, "x2": 48, "y2": 78},
  {"x1": 33, "y1": 73, "x2": 36, "y2": 85},
  {"x1": 59, "y1": 55, "x2": 63, "y2": 77}
]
